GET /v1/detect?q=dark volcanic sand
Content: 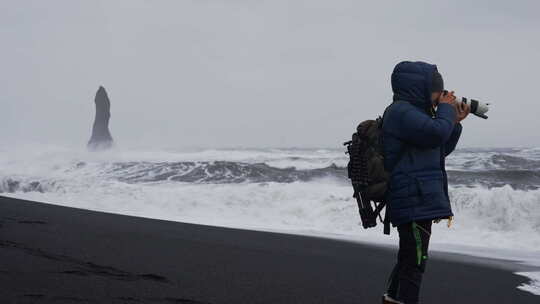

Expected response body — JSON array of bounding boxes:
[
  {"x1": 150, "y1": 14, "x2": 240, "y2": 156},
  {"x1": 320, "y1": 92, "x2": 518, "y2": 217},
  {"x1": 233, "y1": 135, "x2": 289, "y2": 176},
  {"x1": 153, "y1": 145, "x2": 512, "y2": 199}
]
[{"x1": 0, "y1": 195, "x2": 537, "y2": 303}]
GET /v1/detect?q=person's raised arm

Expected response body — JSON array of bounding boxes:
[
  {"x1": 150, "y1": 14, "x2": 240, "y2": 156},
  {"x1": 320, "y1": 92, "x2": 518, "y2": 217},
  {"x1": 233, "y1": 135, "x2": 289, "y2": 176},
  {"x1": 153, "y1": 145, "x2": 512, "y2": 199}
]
[
  {"x1": 444, "y1": 123, "x2": 462, "y2": 156},
  {"x1": 397, "y1": 99, "x2": 457, "y2": 148},
  {"x1": 445, "y1": 100, "x2": 470, "y2": 156}
]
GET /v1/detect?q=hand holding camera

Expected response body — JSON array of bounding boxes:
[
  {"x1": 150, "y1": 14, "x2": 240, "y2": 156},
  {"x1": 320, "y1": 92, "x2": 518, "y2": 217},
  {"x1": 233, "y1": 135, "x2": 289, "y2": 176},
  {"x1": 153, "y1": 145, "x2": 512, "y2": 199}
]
[
  {"x1": 442, "y1": 89, "x2": 490, "y2": 119},
  {"x1": 440, "y1": 90, "x2": 472, "y2": 122},
  {"x1": 455, "y1": 101, "x2": 471, "y2": 123}
]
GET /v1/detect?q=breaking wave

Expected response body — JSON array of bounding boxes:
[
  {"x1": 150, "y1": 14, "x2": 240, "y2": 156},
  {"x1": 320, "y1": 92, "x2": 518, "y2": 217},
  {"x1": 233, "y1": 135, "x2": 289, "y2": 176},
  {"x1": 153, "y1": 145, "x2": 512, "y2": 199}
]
[
  {"x1": 104, "y1": 161, "x2": 344, "y2": 184},
  {"x1": 1, "y1": 160, "x2": 537, "y2": 192},
  {"x1": 0, "y1": 177, "x2": 60, "y2": 194}
]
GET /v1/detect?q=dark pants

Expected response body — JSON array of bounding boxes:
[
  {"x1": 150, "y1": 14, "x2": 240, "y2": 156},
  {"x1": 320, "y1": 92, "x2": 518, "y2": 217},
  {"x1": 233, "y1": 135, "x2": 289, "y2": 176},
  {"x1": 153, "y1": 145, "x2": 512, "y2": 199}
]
[{"x1": 386, "y1": 220, "x2": 432, "y2": 304}]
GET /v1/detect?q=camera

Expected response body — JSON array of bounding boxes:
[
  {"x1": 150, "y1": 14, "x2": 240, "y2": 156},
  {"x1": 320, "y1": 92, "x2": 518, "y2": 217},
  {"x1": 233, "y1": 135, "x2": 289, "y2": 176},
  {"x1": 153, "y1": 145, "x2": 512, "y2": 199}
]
[{"x1": 443, "y1": 90, "x2": 490, "y2": 119}]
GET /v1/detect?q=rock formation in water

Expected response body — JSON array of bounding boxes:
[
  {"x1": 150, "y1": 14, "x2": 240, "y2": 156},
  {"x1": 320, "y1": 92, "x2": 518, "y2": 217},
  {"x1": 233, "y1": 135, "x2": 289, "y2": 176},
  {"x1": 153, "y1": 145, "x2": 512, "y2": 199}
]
[{"x1": 87, "y1": 86, "x2": 114, "y2": 151}]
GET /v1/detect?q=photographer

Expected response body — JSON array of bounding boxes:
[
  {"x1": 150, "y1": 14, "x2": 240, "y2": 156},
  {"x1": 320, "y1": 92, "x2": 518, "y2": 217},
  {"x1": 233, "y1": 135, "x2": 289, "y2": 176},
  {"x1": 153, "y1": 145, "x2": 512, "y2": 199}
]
[{"x1": 381, "y1": 61, "x2": 470, "y2": 304}]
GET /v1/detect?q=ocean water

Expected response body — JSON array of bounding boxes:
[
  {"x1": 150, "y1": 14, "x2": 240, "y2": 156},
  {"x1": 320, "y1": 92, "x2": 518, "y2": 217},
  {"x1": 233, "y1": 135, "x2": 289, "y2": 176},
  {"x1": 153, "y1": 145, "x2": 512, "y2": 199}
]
[{"x1": 1, "y1": 144, "x2": 539, "y2": 294}]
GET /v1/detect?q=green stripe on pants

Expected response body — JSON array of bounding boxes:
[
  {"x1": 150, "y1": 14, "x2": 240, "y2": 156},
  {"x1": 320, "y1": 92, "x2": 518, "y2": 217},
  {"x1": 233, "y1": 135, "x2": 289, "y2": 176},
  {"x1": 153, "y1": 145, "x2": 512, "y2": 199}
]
[{"x1": 412, "y1": 222, "x2": 422, "y2": 266}]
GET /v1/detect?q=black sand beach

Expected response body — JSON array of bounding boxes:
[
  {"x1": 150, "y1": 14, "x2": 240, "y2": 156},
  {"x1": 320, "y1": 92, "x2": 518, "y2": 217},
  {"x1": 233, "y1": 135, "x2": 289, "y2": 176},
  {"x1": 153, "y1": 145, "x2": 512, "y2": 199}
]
[{"x1": 0, "y1": 195, "x2": 537, "y2": 303}]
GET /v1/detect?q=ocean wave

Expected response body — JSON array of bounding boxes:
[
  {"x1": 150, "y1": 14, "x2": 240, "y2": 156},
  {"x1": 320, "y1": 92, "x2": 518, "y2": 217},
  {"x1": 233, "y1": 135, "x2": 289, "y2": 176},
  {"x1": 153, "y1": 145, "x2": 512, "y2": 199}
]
[
  {"x1": 446, "y1": 151, "x2": 540, "y2": 171},
  {"x1": 103, "y1": 161, "x2": 345, "y2": 184},
  {"x1": 4, "y1": 180, "x2": 540, "y2": 253},
  {"x1": 1, "y1": 160, "x2": 539, "y2": 191},
  {"x1": 0, "y1": 177, "x2": 60, "y2": 194},
  {"x1": 449, "y1": 185, "x2": 540, "y2": 234},
  {"x1": 105, "y1": 161, "x2": 539, "y2": 189},
  {"x1": 447, "y1": 170, "x2": 540, "y2": 190}
]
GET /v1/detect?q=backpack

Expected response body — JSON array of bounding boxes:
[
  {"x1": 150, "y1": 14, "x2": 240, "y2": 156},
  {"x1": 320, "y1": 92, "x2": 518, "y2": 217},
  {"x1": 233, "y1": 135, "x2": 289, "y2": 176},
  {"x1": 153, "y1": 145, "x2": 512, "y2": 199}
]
[{"x1": 344, "y1": 114, "x2": 392, "y2": 235}]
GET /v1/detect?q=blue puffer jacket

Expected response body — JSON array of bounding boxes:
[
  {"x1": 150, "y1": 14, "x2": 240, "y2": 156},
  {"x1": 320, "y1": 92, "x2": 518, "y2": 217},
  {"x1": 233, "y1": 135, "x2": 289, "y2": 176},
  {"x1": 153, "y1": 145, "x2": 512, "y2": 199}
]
[{"x1": 382, "y1": 61, "x2": 462, "y2": 226}]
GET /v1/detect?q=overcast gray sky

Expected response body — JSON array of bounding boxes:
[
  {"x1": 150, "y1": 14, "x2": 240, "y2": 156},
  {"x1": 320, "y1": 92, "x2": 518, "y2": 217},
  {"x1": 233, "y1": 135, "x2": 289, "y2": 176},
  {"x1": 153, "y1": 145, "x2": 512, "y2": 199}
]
[{"x1": 1, "y1": 0, "x2": 539, "y2": 149}]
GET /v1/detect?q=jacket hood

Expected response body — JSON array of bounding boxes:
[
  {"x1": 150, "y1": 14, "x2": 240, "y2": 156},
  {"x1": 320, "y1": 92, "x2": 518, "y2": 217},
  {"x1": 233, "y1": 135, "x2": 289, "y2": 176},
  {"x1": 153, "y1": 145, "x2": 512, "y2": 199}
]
[{"x1": 391, "y1": 61, "x2": 438, "y2": 108}]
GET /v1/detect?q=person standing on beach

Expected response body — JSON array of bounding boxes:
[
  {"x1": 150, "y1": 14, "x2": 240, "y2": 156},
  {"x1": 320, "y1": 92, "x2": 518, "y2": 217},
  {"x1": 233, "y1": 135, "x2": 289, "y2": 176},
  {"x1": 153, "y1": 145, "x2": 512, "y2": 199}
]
[{"x1": 380, "y1": 61, "x2": 470, "y2": 304}]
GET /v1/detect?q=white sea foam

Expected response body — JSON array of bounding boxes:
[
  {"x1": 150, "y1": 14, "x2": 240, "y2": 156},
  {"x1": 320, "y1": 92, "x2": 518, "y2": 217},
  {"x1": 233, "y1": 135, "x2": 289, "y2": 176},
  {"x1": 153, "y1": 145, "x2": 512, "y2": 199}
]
[{"x1": 518, "y1": 272, "x2": 540, "y2": 295}]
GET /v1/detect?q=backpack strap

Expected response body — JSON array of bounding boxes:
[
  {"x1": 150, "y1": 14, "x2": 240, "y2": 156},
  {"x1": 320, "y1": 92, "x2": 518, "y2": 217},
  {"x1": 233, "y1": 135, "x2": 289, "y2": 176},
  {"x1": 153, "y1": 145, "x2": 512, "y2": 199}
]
[{"x1": 383, "y1": 210, "x2": 391, "y2": 235}]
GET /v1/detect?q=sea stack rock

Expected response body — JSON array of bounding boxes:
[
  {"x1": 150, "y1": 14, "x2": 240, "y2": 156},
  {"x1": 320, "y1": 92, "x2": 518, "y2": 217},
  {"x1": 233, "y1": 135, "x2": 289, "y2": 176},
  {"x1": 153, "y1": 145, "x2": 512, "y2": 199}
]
[{"x1": 87, "y1": 86, "x2": 114, "y2": 151}]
